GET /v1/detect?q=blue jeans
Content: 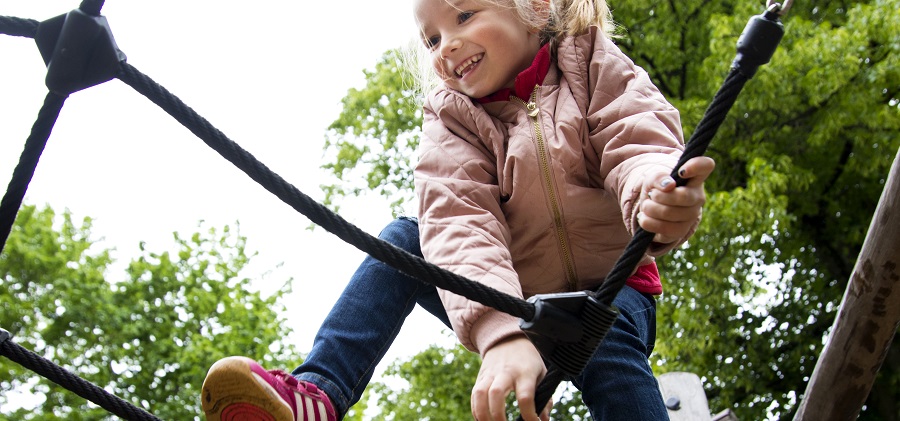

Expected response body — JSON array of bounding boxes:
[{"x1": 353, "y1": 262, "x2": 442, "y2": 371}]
[
  {"x1": 292, "y1": 217, "x2": 451, "y2": 417},
  {"x1": 293, "y1": 217, "x2": 668, "y2": 420}
]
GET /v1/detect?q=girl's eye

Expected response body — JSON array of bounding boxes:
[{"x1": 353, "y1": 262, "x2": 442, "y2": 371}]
[
  {"x1": 425, "y1": 35, "x2": 440, "y2": 49},
  {"x1": 457, "y1": 11, "x2": 474, "y2": 24}
]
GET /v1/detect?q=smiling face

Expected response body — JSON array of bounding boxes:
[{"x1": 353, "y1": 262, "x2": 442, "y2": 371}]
[{"x1": 415, "y1": 0, "x2": 543, "y2": 98}]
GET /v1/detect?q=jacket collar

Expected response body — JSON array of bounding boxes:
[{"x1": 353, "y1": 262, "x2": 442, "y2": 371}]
[{"x1": 476, "y1": 44, "x2": 551, "y2": 104}]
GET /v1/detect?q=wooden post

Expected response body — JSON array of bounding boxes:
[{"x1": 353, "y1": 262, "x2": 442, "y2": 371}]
[{"x1": 794, "y1": 148, "x2": 900, "y2": 420}]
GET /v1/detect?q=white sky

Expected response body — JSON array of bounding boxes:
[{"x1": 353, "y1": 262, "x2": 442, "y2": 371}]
[{"x1": 0, "y1": 0, "x2": 455, "y2": 408}]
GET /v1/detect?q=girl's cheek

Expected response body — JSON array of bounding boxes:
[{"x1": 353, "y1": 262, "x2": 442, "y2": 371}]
[{"x1": 431, "y1": 59, "x2": 448, "y2": 78}]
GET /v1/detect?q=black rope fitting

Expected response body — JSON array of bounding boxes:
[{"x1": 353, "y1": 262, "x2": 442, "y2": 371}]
[
  {"x1": 34, "y1": 8, "x2": 125, "y2": 96},
  {"x1": 732, "y1": 9, "x2": 785, "y2": 78},
  {"x1": 520, "y1": 292, "x2": 619, "y2": 376},
  {"x1": 79, "y1": 0, "x2": 106, "y2": 16}
]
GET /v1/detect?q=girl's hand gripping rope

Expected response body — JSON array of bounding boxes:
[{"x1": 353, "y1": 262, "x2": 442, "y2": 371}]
[
  {"x1": 638, "y1": 157, "x2": 716, "y2": 245},
  {"x1": 472, "y1": 336, "x2": 551, "y2": 421}
]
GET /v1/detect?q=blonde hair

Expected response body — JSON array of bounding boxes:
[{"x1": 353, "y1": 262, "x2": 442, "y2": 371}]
[
  {"x1": 483, "y1": 0, "x2": 616, "y2": 45},
  {"x1": 406, "y1": 0, "x2": 616, "y2": 96}
]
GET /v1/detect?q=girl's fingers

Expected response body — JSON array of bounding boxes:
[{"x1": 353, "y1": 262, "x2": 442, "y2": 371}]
[
  {"x1": 471, "y1": 375, "x2": 492, "y2": 420},
  {"x1": 488, "y1": 375, "x2": 513, "y2": 421},
  {"x1": 642, "y1": 193, "x2": 705, "y2": 218},
  {"x1": 473, "y1": 374, "x2": 515, "y2": 421},
  {"x1": 514, "y1": 377, "x2": 540, "y2": 421},
  {"x1": 638, "y1": 212, "x2": 696, "y2": 240},
  {"x1": 677, "y1": 156, "x2": 716, "y2": 184}
]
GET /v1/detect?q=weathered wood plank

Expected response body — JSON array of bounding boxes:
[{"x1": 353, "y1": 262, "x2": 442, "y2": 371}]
[{"x1": 794, "y1": 148, "x2": 900, "y2": 420}]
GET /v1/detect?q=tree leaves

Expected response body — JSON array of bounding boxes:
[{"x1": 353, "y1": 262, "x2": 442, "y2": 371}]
[
  {"x1": 0, "y1": 205, "x2": 300, "y2": 420},
  {"x1": 320, "y1": 0, "x2": 900, "y2": 419},
  {"x1": 320, "y1": 49, "x2": 423, "y2": 215}
]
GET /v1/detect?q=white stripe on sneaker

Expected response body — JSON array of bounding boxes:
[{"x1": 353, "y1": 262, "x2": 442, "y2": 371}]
[
  {"x1": 317, "y1": 398, "x2": 328, "y2": 420},
  {"x1": 294, "y1": 389, "x2": 330, "y2": 421},
  {"x1": 304, "y1": 395, "x2": 316, "y2": 421}
]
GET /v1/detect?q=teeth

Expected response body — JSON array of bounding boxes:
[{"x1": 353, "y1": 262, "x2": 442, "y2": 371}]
[{"x1": 454, "y1": 54, "x2": 482, "y2": 77}]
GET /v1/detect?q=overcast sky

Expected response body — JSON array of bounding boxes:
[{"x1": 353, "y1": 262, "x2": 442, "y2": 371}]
[{"x1": 1, "y1": 0, "x2": 455, "y2": 407}]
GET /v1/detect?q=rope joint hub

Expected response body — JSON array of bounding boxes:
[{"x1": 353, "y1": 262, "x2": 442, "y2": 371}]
[
  {"x1": 34, "y1": 8, "x2": 126, "y2": 95},
  {"x1": 519, "y1": 292, "x2": 619, "y2": 376}
]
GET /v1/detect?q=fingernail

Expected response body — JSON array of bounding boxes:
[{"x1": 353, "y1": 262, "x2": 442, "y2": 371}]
[
  {"x1": 660, "y1": 178, "x2": 673, "y2": 188},
  {"x1": 678, "y1": 168, "x2": 686, "y2": 177}
]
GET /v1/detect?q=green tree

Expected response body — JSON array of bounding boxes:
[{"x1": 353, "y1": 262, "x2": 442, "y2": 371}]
[
  {"x1": 368, "y1": 344, "x2": 589, "y2": 420},
  {"x1": 322, "y1": 0, "x2": 900, "y2": 419},
  {"x1": 0, "y1": 205, "x2": 300, "y2": 420},
  {"x1": 371, "y1": 345, "x2": 476, "y2": 420},
  {"x1": 626, "y1": 1, "x2": 900, "y2": 419},
  {"x1": 321, "y1": 48, "x2": 422, "y2": 215}
]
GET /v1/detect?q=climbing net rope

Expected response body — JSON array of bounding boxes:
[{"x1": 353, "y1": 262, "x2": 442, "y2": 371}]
[{"x1": 0, "y1": 0, "x2": 788, "y2": 419}]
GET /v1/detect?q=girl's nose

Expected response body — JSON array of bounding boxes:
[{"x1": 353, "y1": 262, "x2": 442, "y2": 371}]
[{"x1": 439, "y1": 35, "x2": 461, "y2": 59}]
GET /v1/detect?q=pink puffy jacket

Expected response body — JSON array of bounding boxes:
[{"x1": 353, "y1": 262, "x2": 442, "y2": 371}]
[{"x1": 415, "y1": 27, "x2": 693, "y2": 355}]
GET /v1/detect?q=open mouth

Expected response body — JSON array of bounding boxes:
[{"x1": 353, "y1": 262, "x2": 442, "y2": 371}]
[{"x1": 454, "y1": 53, "x2": 484, "y2": 77}]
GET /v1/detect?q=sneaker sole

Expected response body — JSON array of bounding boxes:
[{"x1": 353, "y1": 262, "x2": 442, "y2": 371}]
[{"x1": 201, "y1": 357, "x2": 293, "y2": 421}]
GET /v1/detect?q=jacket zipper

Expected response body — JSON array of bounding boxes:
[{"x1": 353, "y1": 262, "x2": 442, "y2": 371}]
[{"x1": 513, "y1": 88, "x2": 578, "y2": 291}]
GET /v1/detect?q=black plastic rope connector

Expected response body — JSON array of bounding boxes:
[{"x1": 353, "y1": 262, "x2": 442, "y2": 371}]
[
  {"x1": 519, "y1": 292, "x2": 619, "y2": 376},
  {"x1": 731, "y1": 9, "x2": 785, "y2": 78},
  {"x1": 34, "y1": 8, "x2": 125, "y2": 96}
]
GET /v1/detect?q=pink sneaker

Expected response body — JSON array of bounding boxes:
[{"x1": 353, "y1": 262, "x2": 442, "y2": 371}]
[{"x1": 201, "y1": 356, "x2": 337, "y2": 421}]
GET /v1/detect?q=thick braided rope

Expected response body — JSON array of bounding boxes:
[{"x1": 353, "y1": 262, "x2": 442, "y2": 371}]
[
  {"x1": 0, "y1": 9, "x2": 164, "y2": 419},
  {"x1": 115, "y1": 62, "x2": 538, "y2": 322},
  {"x1": 0, "y1": 93, "x2": 66, "y2": 253},
  {"x1": 2, "y1": 7, "x2": 757, "y2": 419},
  {"x1": 0, "y1": 330, "x2": 161, "y2": 421},
  {"x1": 0, "y1": 16, "x2": 39, "y2": 38},
  {"x1": 1, "y1": 15, "x2": 536, "y2": 416},
  {"x1": 524, "y1": 68, "x2": 751, "y2": 419},
  {"x1": 593, "y1": 68, "x2": 748, "y2": 305}
]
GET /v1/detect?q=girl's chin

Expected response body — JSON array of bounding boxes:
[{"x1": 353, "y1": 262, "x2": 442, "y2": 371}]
[{"x1": 452, "y1": 84, "x2": 495, "y2": 99}]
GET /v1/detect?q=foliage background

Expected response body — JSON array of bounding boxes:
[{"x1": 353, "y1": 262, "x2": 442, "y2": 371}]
[
  {"x1": 1, "y1": 206, "x2": 300, "y2": 420},
  {"x1": 322, "y1": 0, "x2": 900, "y2": 419},
  {"x1": 0, "y1": 0, "x2": 898, "y2": 419}
]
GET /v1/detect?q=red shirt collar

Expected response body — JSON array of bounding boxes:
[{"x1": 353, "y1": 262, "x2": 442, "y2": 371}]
[{"x1": 476, "y1": 44, "x2": 551, "y2": 104}]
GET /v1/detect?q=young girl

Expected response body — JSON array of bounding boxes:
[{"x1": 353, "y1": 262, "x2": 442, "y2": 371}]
[
  {"x1": 201, "y1": 0, "x2": 713, "y2": 419},
  {"x1": 413, "y1": 0, "x2": 713, "y2": 420}
]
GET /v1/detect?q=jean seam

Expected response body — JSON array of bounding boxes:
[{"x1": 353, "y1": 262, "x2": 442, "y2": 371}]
[{"x1": 620, "y1": 289, "x2": 657, "y2": 356}]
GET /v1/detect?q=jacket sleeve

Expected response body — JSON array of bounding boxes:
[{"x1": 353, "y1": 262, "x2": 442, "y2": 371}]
[
  {"x1": 415, "y1": 91, "x2": 525, "y2": 355},
  {"x1": 569, "y1": 29, "x2": 696, "y2": 255}
]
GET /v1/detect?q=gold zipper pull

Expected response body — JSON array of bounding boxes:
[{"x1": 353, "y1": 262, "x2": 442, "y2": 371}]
[{"x1": 526, "y1": 101, "x2": 539, "y2": 117}]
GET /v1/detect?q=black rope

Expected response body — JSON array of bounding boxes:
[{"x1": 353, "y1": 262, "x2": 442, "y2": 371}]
[
  {"x1": 114, "y1": 62, "x2": 538, "y2": 322},
  {"x1": 525, "y1": 68, "x2": 753, "y2": 420},
  {"x1": 533, "y1": 367, "x2": 566, "y2": 415},
  {"x1": 0, "y1": 15, "x2": 39, "y2": 38},
  {"x1": 117, "y1": 54, "x2": 749, "y2": 419},
  {"x1": 0, "y1": 4, "x2": 783, "y2": 419},
  {"x1": 594, "y1": 69, "x2": 748, "y2": 305},
  {"x1": 0, "y1": 329, "x2": 161, "y2": 421},
  {"x1": 1, "y1": 11, "x2": 536, "y2": 418},
  {"x1": 0, "y1": 14, "x2": 173, "y2": 420},
  {"x1": 0, "y1": 92, "x2": 67, "y2": 254}
]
